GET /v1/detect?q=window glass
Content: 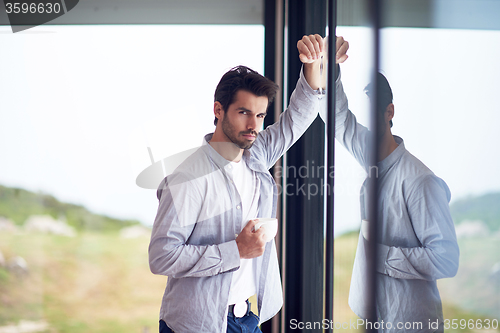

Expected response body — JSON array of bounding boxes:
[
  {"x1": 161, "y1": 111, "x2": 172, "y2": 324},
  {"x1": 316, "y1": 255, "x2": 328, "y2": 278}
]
[
  {"x1": 0, "y1": 24, "x2": 264, "y2": 332},
  {"x1": 379, "y1": 26, "x2": 500, "y2": 333},
  {"x1": 333, "y1": 23, "x2": 377, "y2": 329},
  {"x1": 332, "y1": 1, "x2": 500, "y2": 331}
]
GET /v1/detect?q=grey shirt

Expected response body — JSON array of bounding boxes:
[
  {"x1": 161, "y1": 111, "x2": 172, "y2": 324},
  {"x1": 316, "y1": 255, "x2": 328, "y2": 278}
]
[
  {"x1": 331, "y1": 74, "x2": 460, "y2": 332},
  {"x1": 148, "y1": 68, "x2": 324, "y2": 333}
]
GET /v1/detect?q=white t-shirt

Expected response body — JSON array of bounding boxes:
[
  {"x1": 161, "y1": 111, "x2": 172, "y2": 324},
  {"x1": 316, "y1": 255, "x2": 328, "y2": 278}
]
[{"x1": 227, "y1": 158, "x2": 260, "y2": 305}]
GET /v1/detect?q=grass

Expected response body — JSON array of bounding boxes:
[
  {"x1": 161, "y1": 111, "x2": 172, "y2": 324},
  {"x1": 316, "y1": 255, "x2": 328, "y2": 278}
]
[
  {"x1": 334, "y1": 232, "x2": 360, "y2": 328},
  {"x1": 0, "y1": 231, "x2": 166, "y2": 333},
  {"x1": 333, "y1": 232, "x2": 500, "y2": 333},
  {"x1": 439, "y1": 237, "x2": 500, "y2": 332},
  {"x1": 1, "y1": 231, "x2": 498, "y2": 332}
]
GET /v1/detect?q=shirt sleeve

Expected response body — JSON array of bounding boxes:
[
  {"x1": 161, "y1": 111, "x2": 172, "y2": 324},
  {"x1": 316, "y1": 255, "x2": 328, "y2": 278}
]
[
  {"x1": 253, "y1": 66, "x2": 325, "y2": 169},
  {"x1": 376, "y1": 175, "x2": 460, "y2": 280},
  {"x1": 148, "y1": 175, "x2": 241, "y2": 279},
  {"x1": 319, "y1": 69, "x2": 372, "y2": 171}
]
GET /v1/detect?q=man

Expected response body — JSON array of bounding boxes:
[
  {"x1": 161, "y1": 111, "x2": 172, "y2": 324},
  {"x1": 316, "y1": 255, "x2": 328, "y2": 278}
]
[
  {"x1": 148, "y1": 35, "x2": 349, "y2": 333},
  {"x1": 329, "y1": 67, "x2": 460, "y2": 331}
]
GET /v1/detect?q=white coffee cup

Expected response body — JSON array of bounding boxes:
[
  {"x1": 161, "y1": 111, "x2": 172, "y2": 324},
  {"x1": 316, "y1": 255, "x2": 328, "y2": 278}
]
[
  {"x1": 361, "y1": 219, "x2": 369, "y2": 241},
  {"x1": 251, "y1": 218, "x2": 278, "y2": 242}
]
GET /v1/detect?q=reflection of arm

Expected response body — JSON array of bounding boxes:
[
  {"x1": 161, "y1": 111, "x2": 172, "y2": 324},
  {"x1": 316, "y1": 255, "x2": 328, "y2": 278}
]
[
  {"x1": 148, "y1": 176, "x2": 240, "y2": 279},
  {"x1": 254, "y1": 67, "x2": 323, "y2": 169},
  {"x1": 376, "y1": 175, "x2": 460, "y2": 280},
  {"x1": 319, "y1": 70, "x2": 371, "y2": 170},
  {"x1": 303, "y1": 59, "x2": 326, "y2": 91}
]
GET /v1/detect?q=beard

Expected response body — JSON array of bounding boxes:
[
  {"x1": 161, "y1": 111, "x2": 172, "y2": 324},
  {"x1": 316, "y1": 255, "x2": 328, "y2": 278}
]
[{"x1": 221, "y1": 116, "x2": 258, "y2": 150}]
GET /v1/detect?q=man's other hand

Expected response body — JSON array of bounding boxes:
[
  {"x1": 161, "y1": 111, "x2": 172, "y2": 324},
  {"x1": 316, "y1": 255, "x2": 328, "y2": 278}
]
[
  {"x1": 297, "y1": 35, "x2": 349, "y2": 64},
  {"x1": 236, "y1": 219, "x2": 266, "y2": 259},
  {"x1": 298, "y1": 34, "x2": 325, "y2": 64},
  {"x1": 335, "y1": 36, "x2": 349, "y2": 64}
]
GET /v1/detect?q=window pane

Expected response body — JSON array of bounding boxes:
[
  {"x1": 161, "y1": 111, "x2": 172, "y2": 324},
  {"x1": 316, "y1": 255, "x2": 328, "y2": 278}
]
[
  {"x1": 379, "y1": 26, "x2": 500, "y2": 333},
  {"x1": 0, "y1": 24, "x2": 264, "y2": 332}
]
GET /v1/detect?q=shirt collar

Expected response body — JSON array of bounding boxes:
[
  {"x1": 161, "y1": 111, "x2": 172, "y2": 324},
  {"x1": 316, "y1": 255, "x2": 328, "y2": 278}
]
[
  {"x1": 201, "y1": 133, "x2": 231, "y2": 170},
  {"x1": 377, "y1": 135, "x2": 406, "y2": 176}
]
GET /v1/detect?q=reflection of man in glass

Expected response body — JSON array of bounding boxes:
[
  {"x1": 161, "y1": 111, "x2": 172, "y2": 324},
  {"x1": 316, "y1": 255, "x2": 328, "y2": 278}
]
[
  {"x1": 148, "y1": 35, "x2": 349, "y2": 333},
  {"x1": 333, "y1": 72, "x2": 460, "y2": 332}
]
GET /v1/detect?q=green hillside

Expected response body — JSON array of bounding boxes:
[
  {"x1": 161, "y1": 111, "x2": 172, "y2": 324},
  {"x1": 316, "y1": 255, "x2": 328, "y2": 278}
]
[
  {"x1": 0, "y1": 185, "x2": 139, "y2": 232},
  {"x1": 450, "y1": 192, "x2": 500, "y2": 231},
  {"x1": 0, "y1": 232, "x2": 165, "y2": 332},
  {"x1": 1, "y1": 184, "x2": 498, "y2": 332}
]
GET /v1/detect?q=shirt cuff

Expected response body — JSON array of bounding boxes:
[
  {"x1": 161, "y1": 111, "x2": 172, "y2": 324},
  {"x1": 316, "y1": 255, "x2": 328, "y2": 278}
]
[{"x1": 219, "y1": 240, "x2": 241, "y2": 273}]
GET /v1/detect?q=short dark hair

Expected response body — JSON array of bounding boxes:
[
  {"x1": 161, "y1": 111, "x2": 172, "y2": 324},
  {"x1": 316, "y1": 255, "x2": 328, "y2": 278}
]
[
  {"x1": 364, "y1": 73, "x2": 394, "y2": 128},
  {"x1": 213, "y1": 65, "x2": 279, "y2": 126}
]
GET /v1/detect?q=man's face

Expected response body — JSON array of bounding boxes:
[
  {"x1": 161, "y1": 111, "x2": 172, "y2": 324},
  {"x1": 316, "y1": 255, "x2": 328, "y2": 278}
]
[{"x1": 220, "y1": 90, "x2": 268, "y2": 150}]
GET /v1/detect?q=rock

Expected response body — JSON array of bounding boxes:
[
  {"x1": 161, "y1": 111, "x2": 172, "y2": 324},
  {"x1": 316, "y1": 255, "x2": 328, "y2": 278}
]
[
  {"x1": 24, "y1": 215, "x2": 76, "y2": 237},
  {"x1": 0, "y1": 250, "x2": 5, "y2": 267},
  {"x1": 491, "y1": 262, "x2": 500, "y2": 279},
  {"x1": 0, "y1": 217, "x2": 17, "y2": 233},
  {"x1": 455, "y1": 220, "x2": 489, "y2": 239},
  {"x1": 0, "y1": 320, "x2": 48, "y2": 333},
  {"x1": 120, "y1": 225, "x2": 151, "y2": 239},
  {"x1": 7, "y1": 256, "x2": 28, "y2": 276}
]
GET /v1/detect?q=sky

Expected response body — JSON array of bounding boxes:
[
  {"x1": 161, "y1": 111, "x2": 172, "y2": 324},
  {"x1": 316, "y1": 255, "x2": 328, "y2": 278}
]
[
  {"x1": 1, "y1": 24, "x2": 499, "y2": 236},
  {"x1": 0, "y1": 24, "x2": 264, "y2": 227}
]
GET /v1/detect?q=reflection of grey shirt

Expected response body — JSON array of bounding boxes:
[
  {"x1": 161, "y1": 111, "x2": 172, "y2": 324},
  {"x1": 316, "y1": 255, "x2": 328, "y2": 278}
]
[
  {"x1": 148, "y1": 69, "x2": 324, "y2": 333},
  {"x1": 332, "y1": 74, "x2": 460, "y2": 332}
]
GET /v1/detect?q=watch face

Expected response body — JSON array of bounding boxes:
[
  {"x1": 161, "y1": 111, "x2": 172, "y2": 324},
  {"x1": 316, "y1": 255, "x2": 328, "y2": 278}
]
[{"x1": 234, "y1": 302, "x2": 248, "y2": 317}]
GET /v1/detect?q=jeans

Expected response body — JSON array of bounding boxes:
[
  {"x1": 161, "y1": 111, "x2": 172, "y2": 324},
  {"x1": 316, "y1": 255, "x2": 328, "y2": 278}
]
[
  {"x1": 227, "y1": 311, "x2": 262, "y2": 333},
  {"x1": 159, "y1": 312, "x2": 262, "y2": 333}
]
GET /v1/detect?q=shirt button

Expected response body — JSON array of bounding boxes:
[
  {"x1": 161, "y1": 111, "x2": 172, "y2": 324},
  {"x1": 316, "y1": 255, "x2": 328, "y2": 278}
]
[
  {"x1": 236, "y1": 205, "x2": 241, "y2": 210},
  {"x1": 228, "y1": 165, "x2": 232, "y2": 169}
]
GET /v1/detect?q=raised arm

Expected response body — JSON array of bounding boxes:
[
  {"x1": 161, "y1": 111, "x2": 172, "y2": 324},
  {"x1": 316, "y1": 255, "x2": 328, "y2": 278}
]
[
  {"x1": 253, "y1": 35, "x2": 349, "y2": 169},
  {"x1": 314, "y1": 35, "x2": 372, "y2": 171}
]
